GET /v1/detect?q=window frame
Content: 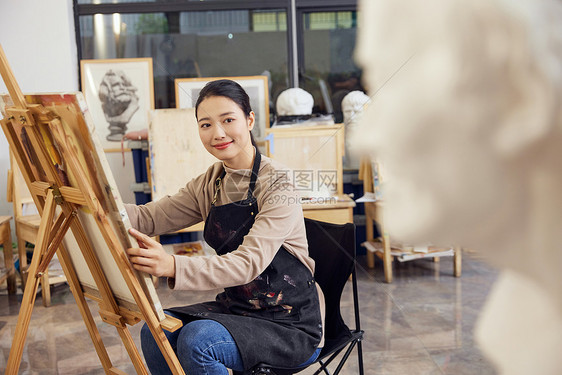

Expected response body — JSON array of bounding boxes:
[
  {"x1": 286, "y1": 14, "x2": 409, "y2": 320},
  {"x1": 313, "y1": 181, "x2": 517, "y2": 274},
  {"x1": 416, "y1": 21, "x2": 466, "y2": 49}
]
[
  {"x1": 295, "y1": 4, "x2": 358, "y2": 83},
  {"x1": 73, "y1": 0, "x2": 358, "y2": 95}
]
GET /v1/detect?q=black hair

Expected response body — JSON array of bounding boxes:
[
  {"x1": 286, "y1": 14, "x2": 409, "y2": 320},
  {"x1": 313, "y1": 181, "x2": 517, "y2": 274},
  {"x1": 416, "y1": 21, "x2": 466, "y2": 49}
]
[{"x1": 195, "y1": 79, "x2": 260, "y2": 153}]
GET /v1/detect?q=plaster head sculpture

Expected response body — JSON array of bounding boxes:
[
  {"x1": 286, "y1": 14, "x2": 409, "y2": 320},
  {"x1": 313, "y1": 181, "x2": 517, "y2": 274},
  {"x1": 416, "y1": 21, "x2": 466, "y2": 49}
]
[
  {"x1": 341, "y1": 91, "x2": 370, "y2": 125},
  {"x1": 355, "y1": 0, "x2": 562, "y2": 373},
  {"x1": 341, "y1": 91, "x2": 370, "y2": 169},
  {"x1": 98, "y1": 69, "x2": 140, "y2": 141},
  {"x1": 276, "y1": 88, "x2": 314, "y2": 116}
]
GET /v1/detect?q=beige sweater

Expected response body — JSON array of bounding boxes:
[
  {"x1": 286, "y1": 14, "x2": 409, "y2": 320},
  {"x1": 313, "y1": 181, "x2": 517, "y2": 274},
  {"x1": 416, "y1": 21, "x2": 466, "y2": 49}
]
[{"x1": 125, "y1": 155, "x2": 325, "y2": 344}]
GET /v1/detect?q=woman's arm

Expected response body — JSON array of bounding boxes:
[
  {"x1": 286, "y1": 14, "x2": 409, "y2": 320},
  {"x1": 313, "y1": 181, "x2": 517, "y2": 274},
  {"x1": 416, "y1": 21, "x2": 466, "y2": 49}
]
[
  {"x1": 125, "y1": 165, "x2": 220, "y2": 278},
  {"x1": 171, "y1": 173, "x2": 306, "y2": 291},
  {"x1": 125, "y1": 171, "x2": 212, "y2": 236}
]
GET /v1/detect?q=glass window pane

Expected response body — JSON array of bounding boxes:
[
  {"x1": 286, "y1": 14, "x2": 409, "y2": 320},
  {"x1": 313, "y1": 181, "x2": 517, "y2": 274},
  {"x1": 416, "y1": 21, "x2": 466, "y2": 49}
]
[
  {"x1": 78, "y1": 0, "x2": 154, "y2": 3},
  {"x1": 77, "y1": 0, "x2": 243, "y2": 3},
  {"x1": 300, "y1": 11, "x2": 363, "y2": 123},
  {"x1": 253, "y1": 11, "x2": 287, "y2": 32},
  {"x1": 79, "y1": 10, "x2": 288, "y2": 119}
]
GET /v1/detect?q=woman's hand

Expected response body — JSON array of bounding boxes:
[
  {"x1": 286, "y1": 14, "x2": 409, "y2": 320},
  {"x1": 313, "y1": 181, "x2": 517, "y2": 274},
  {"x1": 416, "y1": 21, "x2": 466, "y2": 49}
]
[{"x1": 126, "y1": 228, "x2": 175, "y2": 278}]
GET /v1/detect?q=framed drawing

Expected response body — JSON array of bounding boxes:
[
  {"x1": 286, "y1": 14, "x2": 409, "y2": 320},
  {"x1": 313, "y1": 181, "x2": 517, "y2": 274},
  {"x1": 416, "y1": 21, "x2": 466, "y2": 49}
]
[
  {"x1": 175, "y1": 75, "x2": 269, "y2": 140},
  {"x1": 80, "y1": 58, "x2": 154, "y2": 152}
]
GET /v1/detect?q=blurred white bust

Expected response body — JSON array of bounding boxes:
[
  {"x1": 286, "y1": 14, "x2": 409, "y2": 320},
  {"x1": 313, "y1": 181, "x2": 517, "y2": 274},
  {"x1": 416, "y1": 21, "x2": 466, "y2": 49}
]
[
  {"x1": 276, "y1": 88, "x2": 314, "y2": 116},
  {"x1": 355, "y1": 0, "x2": 562, "y2": 373},
  {"x1": 342, "y1": 91, "x2": 370, "y2": 169}
]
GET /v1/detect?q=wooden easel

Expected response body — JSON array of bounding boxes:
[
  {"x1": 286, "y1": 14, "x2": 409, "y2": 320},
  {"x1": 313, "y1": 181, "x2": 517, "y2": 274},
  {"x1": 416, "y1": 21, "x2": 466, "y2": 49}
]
[{"x1": 0, "y1": 46, "x2": 185, "y2": 374}]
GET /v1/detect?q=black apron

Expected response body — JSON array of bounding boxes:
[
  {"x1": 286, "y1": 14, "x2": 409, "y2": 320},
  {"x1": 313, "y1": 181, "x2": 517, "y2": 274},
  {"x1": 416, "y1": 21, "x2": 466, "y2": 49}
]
[{"x1": 167, "y1": 149, "x2": 322, "y2": 371}]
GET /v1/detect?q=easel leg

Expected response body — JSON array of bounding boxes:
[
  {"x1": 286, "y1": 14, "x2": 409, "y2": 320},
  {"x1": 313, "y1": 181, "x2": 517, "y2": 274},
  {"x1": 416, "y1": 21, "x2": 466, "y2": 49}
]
[
  {"x1": 116, "y1": 327, "x2": 149, "y2": 375},
  {"x1": 56, "y1": 243, "x2": 121, "y2": 374},
  {"x1": 375, "y1": 203, "x2": 393, "y2": 283},
  {"x1": 6, "y1": 191, "x2": 56, "y2": 374},
  {"x1": 1, "y1": 219, "x2": 16, "y2": 294},
  {"x1": 454, "y1": 246, "x2": 462, "y2": 277},
  {"x1": 366, "y1": 252, "x2": 375, "y2": 269},
  {"x1": 144, "y1": 317, "x2": 185, "y2": 375},
  {"x1": 41, "y1": 269, "x2": 51, "y2": 307},
  {"x1": 382, "y1": 232, "x2": 393, "y2": 283},
  {"x1": 17, "y1": 237, "x2": 28, "y2": 288},
  {"x1": 6, "y1": 276, "x2": 43, "y2": 374},
  {"x1": 365, "y1": 208, "x2": 375, "y2": 269}
]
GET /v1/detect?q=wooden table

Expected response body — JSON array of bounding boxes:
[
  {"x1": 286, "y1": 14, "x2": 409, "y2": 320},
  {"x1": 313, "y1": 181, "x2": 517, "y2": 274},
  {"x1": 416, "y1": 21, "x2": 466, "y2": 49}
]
[
  {"x1": 302, "y1": 194, "x2": 355, "y2": 224},
  {"x1": 0, "y1": 215, "x2": 16, "y2": 294},
  {"x1": 174, "y1": 194, "x2": 356, "y2": 235}
]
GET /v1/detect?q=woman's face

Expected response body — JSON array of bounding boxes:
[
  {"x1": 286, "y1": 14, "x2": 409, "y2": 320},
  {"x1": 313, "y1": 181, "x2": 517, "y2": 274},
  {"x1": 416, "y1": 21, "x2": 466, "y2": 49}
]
[{"x1": 197, "y1": 95, "x2": 255, "y2": 169}]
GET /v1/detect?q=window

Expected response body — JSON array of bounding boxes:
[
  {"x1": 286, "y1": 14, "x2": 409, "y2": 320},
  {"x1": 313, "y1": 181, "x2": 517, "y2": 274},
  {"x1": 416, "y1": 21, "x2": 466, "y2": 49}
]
[
  {"x1": 79, "y1": 9, "x2": 287, "y2": 111},
  {"x1": 75, "y1": 0, "x2": 359, "y2": 120},
  {"x1": 300, "y1": 10, "x2": 362, "y2": 123}
]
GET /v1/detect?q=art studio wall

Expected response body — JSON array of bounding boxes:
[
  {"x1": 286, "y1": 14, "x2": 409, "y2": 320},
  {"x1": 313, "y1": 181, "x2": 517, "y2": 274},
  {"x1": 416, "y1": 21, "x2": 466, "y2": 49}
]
[
  {"x1": 0, "y1": 0, "x2": 78, "y2": 237},
  {"x1": 0, "y1": 0, "x2": 137, "y2": 240}
]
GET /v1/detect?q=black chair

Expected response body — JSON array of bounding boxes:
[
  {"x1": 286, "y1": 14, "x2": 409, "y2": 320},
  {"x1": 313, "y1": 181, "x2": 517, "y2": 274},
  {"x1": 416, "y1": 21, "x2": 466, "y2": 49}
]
[{"x1": 251, "y1": 218, "x2": 364, "y2": 375}]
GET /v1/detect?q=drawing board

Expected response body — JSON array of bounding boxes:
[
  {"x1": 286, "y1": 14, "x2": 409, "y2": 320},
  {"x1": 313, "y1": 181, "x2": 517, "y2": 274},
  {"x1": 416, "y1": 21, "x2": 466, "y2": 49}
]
[
  {"x1": 149, "y1": 108, "x2": 218, "y2": 201},
  {"x1": 266, "y1": 123, "x2": 344, "y2": 197}
]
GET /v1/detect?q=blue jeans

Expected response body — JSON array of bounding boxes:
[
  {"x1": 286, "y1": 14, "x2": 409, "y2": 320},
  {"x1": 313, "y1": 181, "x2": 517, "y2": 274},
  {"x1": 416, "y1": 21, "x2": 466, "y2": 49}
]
[
  {"x1": 141, "y1": 317, "x2": 244, "y2": 375},
  {"x1": 141, "y1": 314, "x2": 321, "y2": 375}
]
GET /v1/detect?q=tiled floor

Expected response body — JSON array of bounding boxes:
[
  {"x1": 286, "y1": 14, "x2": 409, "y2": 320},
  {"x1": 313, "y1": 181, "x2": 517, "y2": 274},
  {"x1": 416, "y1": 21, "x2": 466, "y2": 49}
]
[{"x1": 0, "y1": 251, "x2": 498, "y2": 374}]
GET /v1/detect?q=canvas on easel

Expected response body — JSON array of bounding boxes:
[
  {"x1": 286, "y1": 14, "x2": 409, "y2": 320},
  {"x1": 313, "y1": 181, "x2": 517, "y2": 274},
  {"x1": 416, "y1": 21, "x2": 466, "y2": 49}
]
[
  {"x1": 0, "y1": 93, "x2": 165, "y2": 319},
  {"x1": 0, "y1": 45, "x2": 185, "y2": 374}
]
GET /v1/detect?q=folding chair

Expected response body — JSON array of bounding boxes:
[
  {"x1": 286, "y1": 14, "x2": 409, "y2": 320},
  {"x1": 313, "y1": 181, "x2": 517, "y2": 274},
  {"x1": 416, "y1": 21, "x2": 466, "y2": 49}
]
[{"x1": 251, "y1": 218, "x2": 364, "y2": 375}]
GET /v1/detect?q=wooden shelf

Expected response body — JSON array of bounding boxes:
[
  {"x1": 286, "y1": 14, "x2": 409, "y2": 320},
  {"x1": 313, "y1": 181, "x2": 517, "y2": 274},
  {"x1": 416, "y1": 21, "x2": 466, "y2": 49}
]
[
  {"x1": 362, "y1": 240, "x2": 455, "y2": 262},
  {"x1": 358, "y1": 159, "x2": 462, "y2": 282}
]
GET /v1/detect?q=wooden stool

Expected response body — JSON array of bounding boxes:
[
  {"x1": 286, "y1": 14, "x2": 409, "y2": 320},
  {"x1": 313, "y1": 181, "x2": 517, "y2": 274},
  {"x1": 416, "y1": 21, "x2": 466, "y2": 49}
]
[
  {"x1": 9, "y1": 150, "x2": 66, "y2": 306},
  {"x1": 0, "y1": 215, "x2": 16, "y2": 294}
]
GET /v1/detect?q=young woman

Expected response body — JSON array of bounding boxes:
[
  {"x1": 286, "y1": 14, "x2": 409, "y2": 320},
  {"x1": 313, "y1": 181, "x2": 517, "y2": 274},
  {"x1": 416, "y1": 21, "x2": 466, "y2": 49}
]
[{"x1": 125, "y1": 79, "x2": 325, "y2": 375}]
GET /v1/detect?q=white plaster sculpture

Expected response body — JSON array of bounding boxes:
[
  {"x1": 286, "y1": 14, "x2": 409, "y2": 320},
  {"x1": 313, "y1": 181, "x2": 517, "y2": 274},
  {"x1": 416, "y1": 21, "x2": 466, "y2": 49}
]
[
  {"x1": 354, "y1": 0, "x2": 562, "y2": 374},
  {"x1": 276, "y1": 88, "x2": 314, "y2": 116},
  {"x1": 341, "y1": 91, "x2": 370, "y2": 169}
]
